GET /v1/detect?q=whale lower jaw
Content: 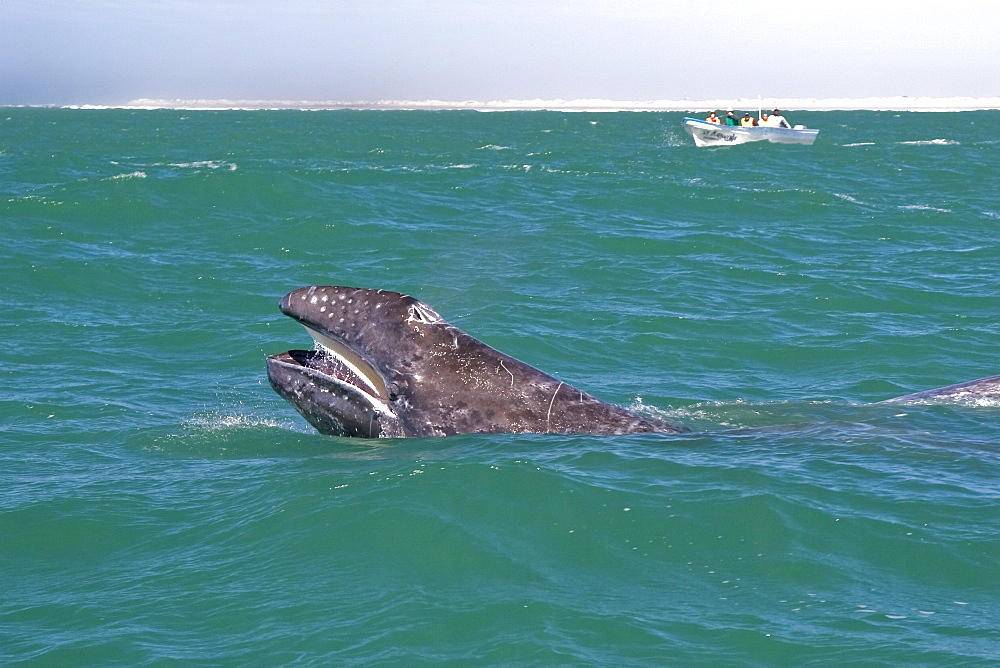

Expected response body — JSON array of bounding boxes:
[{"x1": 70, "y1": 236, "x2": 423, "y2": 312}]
[
  {"x1": 267, "y1": 342, "x2": 394, "y2": 416},
  {"x1": 304, "y1": 327, "x2": 390, "y2": 401},
  {"x1": 265, "y1": 351, "x2": 405, "y2": 437}
]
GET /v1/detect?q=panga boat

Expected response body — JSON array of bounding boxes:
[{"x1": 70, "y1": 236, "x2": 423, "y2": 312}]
[{"x1": 682, "y1": 117, "x2": 819, "y2": 147}]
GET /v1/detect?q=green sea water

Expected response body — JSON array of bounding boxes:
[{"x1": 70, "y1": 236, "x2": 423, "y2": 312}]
[{"x1": 2, "y1": 108, "x2": 999, "y2": 665}]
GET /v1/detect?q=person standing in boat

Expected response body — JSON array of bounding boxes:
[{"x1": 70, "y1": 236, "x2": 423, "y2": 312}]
[
  {"x1": 705, "y1": 111, "x2": 721, "y2": 124},
  {"x1": 724, "y1": 109, "x2": 739, "y2": 126},
  {"x1": 740, "y1": 112, "x2": 755, "y2": 127},
  {"x1": 770, "y1": 109, "x2": 792, "y2": 128},
  {"x1": 758, "y1": 112, "x2": 769, "y2": 126}
]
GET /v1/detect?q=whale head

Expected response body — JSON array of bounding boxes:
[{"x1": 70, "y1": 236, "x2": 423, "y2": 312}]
[{"x1": 266, "y1": 286, "x2": 683, "y2": 438}]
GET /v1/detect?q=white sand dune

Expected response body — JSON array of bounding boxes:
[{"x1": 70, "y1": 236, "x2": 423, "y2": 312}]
[{"x1": 122, "y1": 96, "x2": 1000, "y2": 112}]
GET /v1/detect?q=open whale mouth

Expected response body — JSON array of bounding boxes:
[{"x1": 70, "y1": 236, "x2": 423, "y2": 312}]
[{"x1": 274, "y1": 325, "x2": 393, "y2": 415}]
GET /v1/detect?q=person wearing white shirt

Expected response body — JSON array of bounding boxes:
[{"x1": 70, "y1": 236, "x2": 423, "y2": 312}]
[{"x1": 769, "y1": 109, "x2": 792, "y2": 128}]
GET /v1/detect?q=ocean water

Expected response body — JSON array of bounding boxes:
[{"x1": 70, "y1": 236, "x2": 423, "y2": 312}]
[{"x1": 2, "y1": 108, "x2": 999, "y2": 665}]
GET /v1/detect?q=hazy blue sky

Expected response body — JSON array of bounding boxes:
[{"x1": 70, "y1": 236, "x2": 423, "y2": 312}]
[{"x1": 4, "y1": 0, "x2": 999, "y2": 105}]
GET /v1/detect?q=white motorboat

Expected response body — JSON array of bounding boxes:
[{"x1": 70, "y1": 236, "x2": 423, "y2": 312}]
[{"x1": 682, "y1": 117, "x2": 819, "y2": 147}]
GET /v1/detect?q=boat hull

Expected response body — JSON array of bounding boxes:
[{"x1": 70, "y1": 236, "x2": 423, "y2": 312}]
[{"x1": 682, "y1": 117, "x2": 818, "y2": 147}]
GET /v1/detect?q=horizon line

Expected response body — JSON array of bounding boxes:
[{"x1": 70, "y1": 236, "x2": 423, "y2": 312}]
[{"x1": 9, "y1": 95, "x2": 1000, "y2": 112}]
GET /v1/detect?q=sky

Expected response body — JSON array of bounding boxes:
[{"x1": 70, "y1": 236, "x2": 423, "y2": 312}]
[{"x1": 3, "y1": 0, "x2": 999, "y2": 106}]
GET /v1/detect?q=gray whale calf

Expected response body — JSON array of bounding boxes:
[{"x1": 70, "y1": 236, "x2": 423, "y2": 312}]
[
  {"x1": 267, "y1": 286, "x2": 683, "y2": 437},
  {"x1": 266, "y1": 285, "x2": 1000, "y2": 438}
]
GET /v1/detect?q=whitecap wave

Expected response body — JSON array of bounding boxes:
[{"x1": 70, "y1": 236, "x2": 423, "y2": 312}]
[
  {"x1": 832, "y1": 193, "x2": 871, "y2": 207},
  {"x1": 899, "y1": 139, "x2": 959, "y2": 146},
  {"x1": 165, "y1": 160, "x2": 238, "y2": 171},
  {"x1": 898, "y1": 204, "x2": 952, "y2": 213}
]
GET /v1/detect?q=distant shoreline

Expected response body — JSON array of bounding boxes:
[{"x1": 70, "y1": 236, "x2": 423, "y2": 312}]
[{"x1": 13, "y1": 97, "x2": 1000, "y2": 112}]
